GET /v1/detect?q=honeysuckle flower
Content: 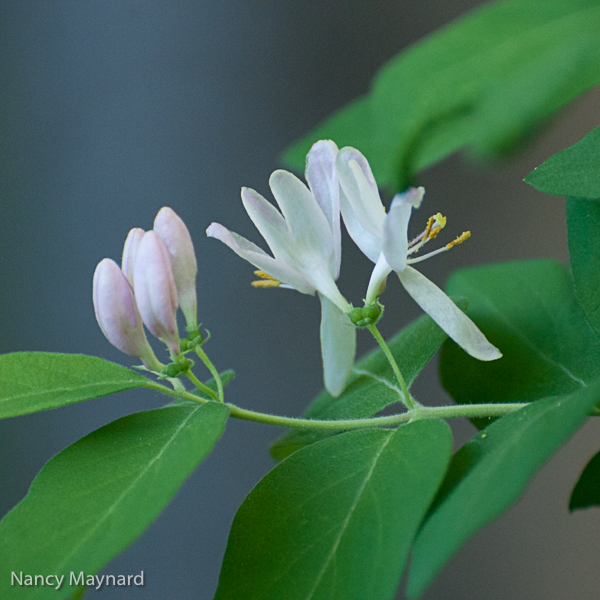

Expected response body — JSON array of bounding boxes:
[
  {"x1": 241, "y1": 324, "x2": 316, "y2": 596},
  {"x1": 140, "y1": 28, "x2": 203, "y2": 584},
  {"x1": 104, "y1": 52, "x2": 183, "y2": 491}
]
[
  {"x1": 93, "y1": 258, "x2": 162, "y2": 370},
  {"x1": 207, "y1": 140, "x2": 356, "y2": 396},
  {"x1": 336, "y1": 146, "x2": 502, "y2": 362},
  {"x1": 133, "y1": 230, "x2": 181, "y2": 357},
  {"x1": 154, "y1": 207, "x2": 198, "y2": 330}
]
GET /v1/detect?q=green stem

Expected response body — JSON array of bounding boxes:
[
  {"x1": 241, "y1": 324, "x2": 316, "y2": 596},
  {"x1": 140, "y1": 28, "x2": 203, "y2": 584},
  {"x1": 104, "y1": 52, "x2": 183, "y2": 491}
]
[
  {"x1": 367, "y1": 323, "x2": 413, "y2": 409},
  {"x1": 226, "y1": 402, "x2": 529, "y2": 429},
  {"x1": 195, "y1": 346, "x2": 224, "y2": 402},
  {"x1": 185, "y1": 370, "x2": 221, "y2": 402}
]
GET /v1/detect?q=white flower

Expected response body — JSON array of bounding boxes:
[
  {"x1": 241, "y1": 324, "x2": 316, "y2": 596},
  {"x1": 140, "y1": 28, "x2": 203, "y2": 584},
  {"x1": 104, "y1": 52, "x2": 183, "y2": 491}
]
[
  {"x1": 336, "y1": 146, "x2": 502, "y2": 362},
  {"x1": 207, "y1": 140, "x2": 356, "y2": 395}
]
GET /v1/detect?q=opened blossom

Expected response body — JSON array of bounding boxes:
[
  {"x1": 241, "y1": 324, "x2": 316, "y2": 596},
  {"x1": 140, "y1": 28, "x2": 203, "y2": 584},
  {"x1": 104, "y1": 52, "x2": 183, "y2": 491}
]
[
  {"x1": 207, "y1": 140, "x2": 356, "y2": 396},
  {"x1": 336, "y1": 146, "x2": 501, "y2": 362}
]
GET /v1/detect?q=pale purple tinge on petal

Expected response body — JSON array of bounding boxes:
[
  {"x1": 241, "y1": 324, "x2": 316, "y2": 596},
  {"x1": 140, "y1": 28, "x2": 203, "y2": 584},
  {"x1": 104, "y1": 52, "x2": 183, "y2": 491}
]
[
  {"x1": 133, "y1": 231, "x2": 181, "y2": 356},
  {"x1": 398, "y1": 266, "x2": 502, "y2": 361},
  {"x1": 305, "y1": 140, "x2": 341, "y2": 277},
  {"x1": 206, "y1": 223, "x2": 315, "y2": 294},
  {"x1": 154, "y1": 207, "x2": 198, "y2": 329},
  {"x1": 121, "y1": 228, "x2": 145, "y2": 286},
  {"x1": 395, "y1": 186, "x2": 425, "y2": 209},
  {"x1": 381, "y1": 196, "x2": 412, "y2": 273},
  {"x1": 319, "y1": 293, "x2": 356, "y2": 397},
  {"x1": 93, "y1": 258, "x2": 161, "y2": 370},
  {"x1": 269, "y1": 169, "x2": 335, "y2": 270},
  {"x1": 336, "y1": 147, "x2": 385, "y2": 238}
]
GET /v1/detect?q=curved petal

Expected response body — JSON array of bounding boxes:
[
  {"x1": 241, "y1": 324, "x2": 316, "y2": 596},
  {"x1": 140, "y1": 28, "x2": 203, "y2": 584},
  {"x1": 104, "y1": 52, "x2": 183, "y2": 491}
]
[
  {"x1": 365, "y1": 253, "x2": 393, "y2": 305},
  {"x1": 340, "y1": 191, "x2": 382, "y2": 263},
  {"x1": 269, "y1": 170, "x2": 334, "y2": 270},
  {"x1": 398, "y1": 266, "x2": 502, "y2": 361},
  {"x1": 319, "y1": 293, "x2": 356, "y2": 396},
  {"x1": 206, "y1": 223, "x2": 315, "y2": 295},
  {"x1": 336, "y1": 147, "x2": 385, "y2": 238},
  {"x1": 305, "y1": 140, "x2": 341, "y2": 277},
  {"x1": 382, "y1": 196, "x2": 412, "y2": 272}
]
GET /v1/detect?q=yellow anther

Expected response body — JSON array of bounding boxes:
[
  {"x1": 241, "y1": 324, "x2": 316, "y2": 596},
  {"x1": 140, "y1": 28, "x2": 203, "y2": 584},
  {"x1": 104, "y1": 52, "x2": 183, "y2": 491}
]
[
  {"x1": 252, "y1": 269, "x2": 282, "y2": 288},
  {"x1": 428, "y1": 213, "x2": 447, "y2": 239},
  {"x1": 251, "y1": 279, "x2": 281, "y2": 288},
  {"x1": 446, "y1": 231, "x2": 471, "y2": 248}
]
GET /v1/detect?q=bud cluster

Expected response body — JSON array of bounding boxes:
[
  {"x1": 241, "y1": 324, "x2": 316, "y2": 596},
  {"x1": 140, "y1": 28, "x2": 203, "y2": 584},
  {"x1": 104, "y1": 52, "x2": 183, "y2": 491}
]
[{"x1": 93, "y1": 207, "x2": 198, "y2": 371}]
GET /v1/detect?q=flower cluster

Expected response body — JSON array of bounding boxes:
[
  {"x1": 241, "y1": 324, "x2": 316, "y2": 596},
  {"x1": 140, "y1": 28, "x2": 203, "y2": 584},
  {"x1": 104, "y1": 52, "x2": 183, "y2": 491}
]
[
  {"x1": 93, "y1": 207, "x2": 198, "y2": 371},
  {"x1": 208, "y1": 141, "x2": 501, "y2": 395}
]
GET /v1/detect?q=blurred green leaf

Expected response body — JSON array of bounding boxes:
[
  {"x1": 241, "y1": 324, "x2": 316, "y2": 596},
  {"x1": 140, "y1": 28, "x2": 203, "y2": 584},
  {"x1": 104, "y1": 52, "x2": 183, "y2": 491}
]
[
  {"x1": 407, "y1": 382, "x2": 600, "y2": 598},
  {"x1": 525, "y1": 126, "x2": 600, "y2": 198},
  {"x1": 217, "y1": 420, "x2": 451, "y2": 600},
  {"x1": 440, "y1": 260, "x2": 600, "y2": 427},
  {"x1": 0, "y1": 402, "x2": 228, "y2": 600},
  {"x1": 566, "y1": 198, "x2": 600, "y2": 338},
  {"x1": 0, "y1": 353, "x2": 152, "y2": 419},
  {"x1": 271, "y1": 312, "x2": 450, "y2": 461},
  {"x1": 284, "y1": 0, "x2": 600, "y2": 191},
  {"x1": 570, "y1": 448, "x2": 600, "y2": 511}
]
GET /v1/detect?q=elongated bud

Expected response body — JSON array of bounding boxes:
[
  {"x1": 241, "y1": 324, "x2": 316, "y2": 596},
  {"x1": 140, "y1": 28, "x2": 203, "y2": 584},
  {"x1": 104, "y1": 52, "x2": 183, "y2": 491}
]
[
  {"x1": 154, "y1": 207, "x2": 198, "y2": 329},
  {"x1": 133, "y1": 231, "x2": 181, "y2": 356},
  {"x1": 93, "y1": 259, "x2": 162, "y2": 370},
  {"x1": 121, "y1": 227, "x2": 145, "y2": 285}
]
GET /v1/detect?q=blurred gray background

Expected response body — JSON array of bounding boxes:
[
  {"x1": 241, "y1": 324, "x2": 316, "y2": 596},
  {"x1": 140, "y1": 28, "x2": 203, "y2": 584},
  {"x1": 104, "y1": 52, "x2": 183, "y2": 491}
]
[{"x1": 1, "y1": 1, "x2": 599, "y2": 598}]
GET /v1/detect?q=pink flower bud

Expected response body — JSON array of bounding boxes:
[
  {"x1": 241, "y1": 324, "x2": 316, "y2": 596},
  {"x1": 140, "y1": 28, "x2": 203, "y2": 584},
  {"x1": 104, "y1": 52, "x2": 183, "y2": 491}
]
[
  {"x1": 133, "y1": 230, "x2": 181, "y2": 356},
  {"x1": 121, "y1": 227, "x2": 145, "y2": 285},
  {"x1": 93, "y1": 258, "x2": 162, "y2": 370},
  {"x1": 154, "y1": 207, "x2": 198, "y2": 328}
]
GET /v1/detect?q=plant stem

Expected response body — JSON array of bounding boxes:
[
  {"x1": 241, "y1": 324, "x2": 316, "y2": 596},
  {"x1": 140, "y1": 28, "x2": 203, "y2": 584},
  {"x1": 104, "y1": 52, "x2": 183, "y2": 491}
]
[
  {"x1": 226, "y1": 402, "x2": 529, "y2": 429},
  {"x1": 195, "y1": 346, "x2": 224, "y2": 402},
  {"x1": 367, "y1": 323, "x2": 413, "y2": 409},
  {"x1": 185, "y1": 369, "x2": 221, "y2": 402}
]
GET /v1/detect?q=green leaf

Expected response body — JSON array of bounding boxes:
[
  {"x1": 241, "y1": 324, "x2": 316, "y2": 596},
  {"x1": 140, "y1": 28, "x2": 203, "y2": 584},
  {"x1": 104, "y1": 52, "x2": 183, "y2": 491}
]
[
  {"x1": 440, "y1": 260, "x2": 600, "y2": 427},
  {"x1": 284, "y1": 0, "x2": 600, "y2": 190},
  {"x1": 0, "y1": 402, "x2": 228, "y2": 600},
  {"x1": 570, "y1": 448, "x2": 600, "y2": 511},
  {"x1": 567, "y1": 197, "x2": 600, "y2": 338},
  {"x1": 271, "y1": 312, "x2": 450, "y2": 461},
  {"x1": 0, "y1": 353, "x2": 152, "y2": 419},
  {"x1": 525, "y1": 126, "x2": 600, "y2": 198},
  {"x1": 216, "y1": 419, "x2": 452, "y2": 600},
  {"x1": 407, "y1": 382, "x2": 600, "y2": 598}
]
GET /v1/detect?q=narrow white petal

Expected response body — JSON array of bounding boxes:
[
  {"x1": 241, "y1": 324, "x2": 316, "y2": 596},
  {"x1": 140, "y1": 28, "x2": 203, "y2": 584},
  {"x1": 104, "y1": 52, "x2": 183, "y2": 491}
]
[
  {"x1": 269, "y1": 170, "x2": 335, "y2": 270},
  {"x1": 398, "y1": 266, "x2": 502, "y2": 361},
  {"x1": 340, "y1": 191, "x2": 382, "y2": 263},
  {"x1": 336, "y1": 147, "x2": 385, "y2": 238},
  {"x1": 319, "y1": 293, "x2": 356, "y2": 397},
  {"x1": 395, "y1": 186, "x2": 425, "y2": 209},
  {"x1": 305, "y1": 140, "x2": 341, "y2": 276},
  {"x1": 382, "y1": 196, "x2": 412, "y2": 272},
  {"x1": 206, "y1": 223, "x2": 315, "y2": 295}
]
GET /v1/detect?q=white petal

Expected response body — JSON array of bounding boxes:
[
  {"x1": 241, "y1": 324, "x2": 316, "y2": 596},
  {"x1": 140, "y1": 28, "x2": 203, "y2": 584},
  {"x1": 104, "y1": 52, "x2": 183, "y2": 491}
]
[
  {"x1": 382, "y1": 195, "x2": 412, "y2": 272},
  {"x1": 395, "y1": 186, "x2": 425, "y2": 209},
  {"x1": 269, "y1": 169, "x2": 335, "y2": 270},
  {"x1": 121, "y1": 228, "x2": 145, "y2": 285},
  {"x1": 206, "y1": 223, "x2": 315, "y2": 295},
  {"x1": 340, "y1": 191, "x2": 382, "y2": 263},
  {"x1": 336, "y1": 147, "x2": 385, "y2": 238},
  {"x1": 319, "y1": 293, "x2": 356, "y2": 396},
  {"x1": 241, "y1": 187, "x2": 294, "y2": 260},
  {"x1": 398, "y1": 266, "x2": 502, "y2": 361},
  {"x1": 305, "y1": 140, "x2": 341, "y2": 277}
]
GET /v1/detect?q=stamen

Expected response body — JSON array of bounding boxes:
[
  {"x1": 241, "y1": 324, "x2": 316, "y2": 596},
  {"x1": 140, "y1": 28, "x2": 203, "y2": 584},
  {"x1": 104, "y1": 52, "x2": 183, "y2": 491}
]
[
  {"x1": 407, "y1": 230, "x2": 471, "y2": 265},
  {"x1": 446, "y1": 231, "x2": 471, "y2": 248},
  {"x1": 251, "y1": 269, "x2": 282, "y2": 288},
  {"x1": 251, "y1": 279, "x2": 281, "y2": 288},
  {"x1": 408, "y1": 214, "x2": 447, "y2": 255}
]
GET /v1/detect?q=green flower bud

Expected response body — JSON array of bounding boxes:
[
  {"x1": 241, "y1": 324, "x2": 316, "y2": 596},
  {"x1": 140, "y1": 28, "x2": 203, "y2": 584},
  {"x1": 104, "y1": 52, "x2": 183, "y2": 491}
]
[{"x1": 348, "y1": 307, "x2": 364, "y2": 326}]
